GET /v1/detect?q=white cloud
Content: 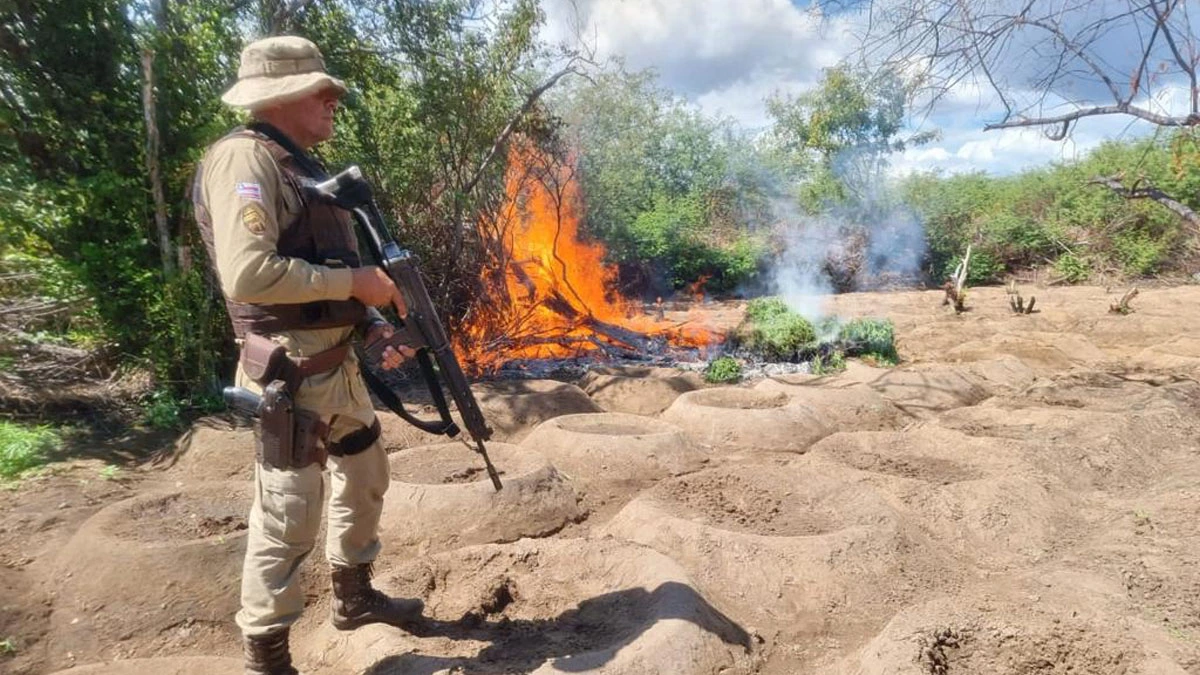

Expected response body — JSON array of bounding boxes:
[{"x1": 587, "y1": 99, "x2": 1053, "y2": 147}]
[
  {"x1": 542, "y1": 0, "x2": 1180, "y2": 176},
  {"x1": 543, "y1": 0, "x2": 843, "y2": 102}
]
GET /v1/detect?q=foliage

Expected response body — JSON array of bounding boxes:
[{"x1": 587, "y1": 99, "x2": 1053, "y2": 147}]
[
  {"x1": 141, "y1": 389, "x2": 184, "y2": 429},
  {"x1": 734, "y1": 298, "x2": 818, "y2": 362},
  {"x1": 810, "y1": 349, "x2": 846, "y2": 375},
  {"x1": 0, "y1": 421, "x2": 61, "y2": 480},
  {"x1": 704, "y1": 356, "x2": 743, "y2": 384},
  {"x1": 1054, "y1": 253, "x2": 1090, "y2": 284},
  {"x1": 554, "y1": 68, "x2": 772, "y2": 294},
  {"x1": 744, "y1": 296, "x2": 794, "y2": 323},
  {"x1": 836, "y1": 317, "x2": 898, "y2": 363},
  {"x1": 767, "y1": 65, "x2": 933, "y2": 211},
  {"x1": 898, "y1": 131, "x2": 1196, "y2": 282}
]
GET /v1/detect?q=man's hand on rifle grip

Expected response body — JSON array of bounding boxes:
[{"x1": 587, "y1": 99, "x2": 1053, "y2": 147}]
[
  {"x1": 364, "y1": 323, "x2": 415, "y2": 371},
  {"x1": 351, "y1": 267, "x2": 409, "y2": 318}
]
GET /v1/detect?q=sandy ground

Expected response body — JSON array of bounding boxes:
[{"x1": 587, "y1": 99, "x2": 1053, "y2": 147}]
[{"x1": 4, "y1": 284, "x2": 1200, "y2": 674}]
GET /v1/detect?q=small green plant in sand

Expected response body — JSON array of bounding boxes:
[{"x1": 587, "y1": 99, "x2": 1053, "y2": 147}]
[{"x1": 704, "y1": 356, "x2": 743, "y2": 383}]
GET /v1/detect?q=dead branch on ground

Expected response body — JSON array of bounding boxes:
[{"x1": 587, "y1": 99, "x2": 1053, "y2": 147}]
[
  {"x1": 1110, "y1": 287, "x2": 1139, "y2": 315},
  {"x1": 1006, "y1": 280, "x2": 1037, "y2": 315}
]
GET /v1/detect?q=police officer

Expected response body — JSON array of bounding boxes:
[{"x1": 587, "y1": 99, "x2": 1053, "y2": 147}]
[{"x1": 193, "y1": 36, "x2": 422, "y2": 675}]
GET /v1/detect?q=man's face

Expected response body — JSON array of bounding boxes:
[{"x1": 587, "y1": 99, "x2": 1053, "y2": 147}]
[{"x1": 269, "y1": 86, "x2": 342, "y2": 148}]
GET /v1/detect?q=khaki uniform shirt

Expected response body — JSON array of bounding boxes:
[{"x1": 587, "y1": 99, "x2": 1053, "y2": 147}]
[{"x1": 199, "y1": 135, "x2": 374, "y2": 426}]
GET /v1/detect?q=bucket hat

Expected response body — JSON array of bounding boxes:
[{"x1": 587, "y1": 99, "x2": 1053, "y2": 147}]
[{"x1": 221, "y1": 36, "x2": 347, "y2": 110}]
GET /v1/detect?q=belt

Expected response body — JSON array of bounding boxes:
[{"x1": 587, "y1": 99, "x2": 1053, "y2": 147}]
[{"x1": 240, "y1": 334, "x2": 350, "y2": 392}]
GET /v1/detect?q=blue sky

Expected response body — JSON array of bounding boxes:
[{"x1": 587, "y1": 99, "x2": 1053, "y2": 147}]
[{"x1": 542, "y1": 0, "x2": 1196, "y2": 177}]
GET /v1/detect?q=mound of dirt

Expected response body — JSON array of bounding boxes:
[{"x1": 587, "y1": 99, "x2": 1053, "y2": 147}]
[
  {"x1": 601, "y1": 458, "x2": 960, "y2": 633},
  {"x1": 46, "y1": 482, "x2": 250, "y2": 669},
  {"x1": 472, "y1": 380, "x2": 602, "y2": 442},
  {"x1": 1018, "y1": 368, "x2": 1200, "y2": 415},
  {"x1": 1131, "y1": 335, "x2": 1200, "y2": 375},
  {"x1": 520, "y1": 412, "x2": 705, "y2": 482},
  {"x1": 662, "y1": 387, "x2": 830, "y2": 454},
  {"x1": 840, "y1": 580, "x2": 1191, "y2": 675},
  {"x1": 600, "y1": 454, "x2": 964, "y2": 638},
  {"x1": 946, "y1": 331, "x2": 1106, "y2": 372},
  {"x1": 576, "y1": 366, "x2": 705, "y2": 415},
  {"x1": 166, "y1": 418, "x2": 255, "y2": 481},
  {"x1": 838, "y1": 362, "x2": 993, "y2": 418},
  {"x1": 809, "y1": 427, "x2": 1081, "y2": 566},
  {"x1": 47, "y1": 656, "x2": 244, "y2": 675},
  {"x1": 937, "y1": 397, "x2": 1200, "y2": 492},
  {"x1": 300, "y1": 538, "x2": 757, "y2": 674},
  {"x1": 378, "y1": 442, "x2": 580, "y2": 559},
  {"x1": 807, "y1": 428, "x2": 1003, "y2": 484},
  {"x1": 752, "y1": 379, "x2": 911, "y2": 432}
]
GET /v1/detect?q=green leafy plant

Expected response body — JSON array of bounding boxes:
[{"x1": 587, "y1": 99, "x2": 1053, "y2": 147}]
[
  {"x1": 142, "y1": 389, "x2": 183, "y2": 430},
  {"x1": 1054, "y1": 253, "x2": 1090, "y2": 283},
  {"x1": 98, "y1": 464, "x2": 121, "y2": 481},
  {"x1": 0, "y1": 637, "x2": 15, "y2": 656},
  {"x1": 811, "y1": 349, "x2": 846, "y2": 375},
  {"x1": 0, "y1": 422, "x2": 60, "y2": 480},
  {"x1": 836, "y1": 317, "x2": 898, "y2": 363},
  {"x1": 704, "y1": 356, "x2": 743, "y2": 383}
]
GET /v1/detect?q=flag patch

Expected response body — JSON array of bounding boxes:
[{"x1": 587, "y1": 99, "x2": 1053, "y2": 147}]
[{"x1": 236, "y1": 182, "x2": 263, "y2": 202}]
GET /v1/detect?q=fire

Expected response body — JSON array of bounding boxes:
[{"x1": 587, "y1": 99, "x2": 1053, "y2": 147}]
[{"x1": 456, "y1": 143, "x2": 720, "y2": 372}]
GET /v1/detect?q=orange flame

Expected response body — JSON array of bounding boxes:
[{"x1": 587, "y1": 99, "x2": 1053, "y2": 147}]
[{"x1": 456, "y1": 143, "x2": 720, "y2": 372}]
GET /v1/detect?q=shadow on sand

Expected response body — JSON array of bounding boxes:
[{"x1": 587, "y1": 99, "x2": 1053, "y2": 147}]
[{"x1": 362, "y1": 581, "x2": 753, "y2": 674}]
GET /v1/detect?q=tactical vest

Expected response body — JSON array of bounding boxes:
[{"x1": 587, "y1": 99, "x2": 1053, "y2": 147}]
[{"x1": 193, "y1": 127, "x2": 366, "y2": 339}]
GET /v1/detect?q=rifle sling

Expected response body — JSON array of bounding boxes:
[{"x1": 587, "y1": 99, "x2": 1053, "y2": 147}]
[{"x1": 359, "y1": 356, "x2": 461, "y2": 437}]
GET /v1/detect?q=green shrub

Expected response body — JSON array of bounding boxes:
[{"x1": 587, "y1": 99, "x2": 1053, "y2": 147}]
[
  {"x1": 811, "y1": 349, "x2": 846, "y2": 375},
  {"x1": 142, "y1": 389, "x2": 184, "y2": 430},
  {"x1": 0, "y1": 421, "x2": 60, "y2": 480},
  {"x1": 704, "y1": 356, "x2": 743, "y2": 383},
  {"x1": 837, "y1": 317, "x2": 898, "y2": 363},
  {"x1": 1112, "y1": 228, "x2": 1170, "y2": 276},
  {"x1": 736, "y1": 297, "x2": 817, "y2": 361},
  {"x1": 744, "y1": 296, "x2": 792, "y2": 323},
  {"x1": 942, "y1": 249, "x2": 1004, "y2": 285},
  {"x1": 1054, "y1": 253, "x2": 1090, "y2": 283}
]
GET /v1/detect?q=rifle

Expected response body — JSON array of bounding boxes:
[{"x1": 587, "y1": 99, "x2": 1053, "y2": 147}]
[{"x1": 311, "y1": 166, "x2": 503, "y2": 491}]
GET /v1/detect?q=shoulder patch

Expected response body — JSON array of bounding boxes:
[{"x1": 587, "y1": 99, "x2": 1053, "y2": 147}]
[
  {"x1": 241, "y1": 203, "x2": 268, "y2": 235},
  {"x1": 236, "y1": 182, "x2": 263, "y2": 202}
]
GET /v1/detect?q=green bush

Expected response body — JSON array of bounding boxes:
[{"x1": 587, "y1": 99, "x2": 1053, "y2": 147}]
[
  {"x1": 0, "y1": 421, "x2": 61, "y2": 480},
  {"x1": 837, "y1": 317, "x2": 897, "y2": 363},
  {"x1": 704, "y1": 356, "x2": 743, "y2": 383},
  {"x1": 744, "y1": 296, "x2": 793, "y2": 323},
  {"x1": 736, "y1": 297, "x2": 817, "y2": 361},
  {"x1": 1054, "y1": 253, "x2": 1090, "y2": 283},
  {"x1": 142, "y1": 389, "x2": 184, "y2": 430},
  {"x1": 811, "y1": 349, "x2": 846, "y2": 375}
]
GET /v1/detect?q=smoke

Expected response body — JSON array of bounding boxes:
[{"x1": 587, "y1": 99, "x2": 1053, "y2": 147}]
[{"x1": 763, "y1": 147, "x2": 928, "y2": 328}]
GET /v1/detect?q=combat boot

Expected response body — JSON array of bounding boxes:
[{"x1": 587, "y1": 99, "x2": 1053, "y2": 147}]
[
  {"x1": 330, "y1": 563, "x2": 424, "y2": 631},
  {"x1": 243, "y1": 627, "x2": 299, "y2": 675}
]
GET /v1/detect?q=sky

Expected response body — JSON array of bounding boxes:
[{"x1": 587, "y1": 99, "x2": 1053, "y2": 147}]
[{"x1": 540, "y1": 0, "x2": 1198, "y2": 177}]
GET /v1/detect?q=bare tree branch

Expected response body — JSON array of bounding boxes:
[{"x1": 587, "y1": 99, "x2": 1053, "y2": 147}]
[
  {"x1": 984, "y1": 103, "x2": 1200, "y2": 131},
  {"x1": 1090, "y1": 174, "x2": 1200, "y2": 228},
  {"x1": 461, "y1": 63, "x2": 585, "y2": 198}
]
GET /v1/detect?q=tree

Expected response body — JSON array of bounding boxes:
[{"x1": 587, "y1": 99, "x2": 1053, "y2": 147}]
[
  {"x1": 553, "y1": 67, "x2": 771, "y2": 294},
  {"x1": 856, "y1": 0, "x2": 1200, "y2": 226},
  {"x1": 766, "y1": 64, "x2": 932, "y2": 209}
]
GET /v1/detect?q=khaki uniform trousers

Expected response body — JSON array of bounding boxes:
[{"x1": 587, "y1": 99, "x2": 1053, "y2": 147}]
[{"x1": 233, "y1": 338, "x2": 389, "y2": 637}]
